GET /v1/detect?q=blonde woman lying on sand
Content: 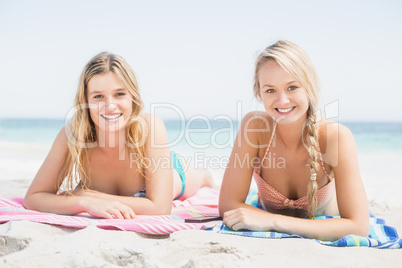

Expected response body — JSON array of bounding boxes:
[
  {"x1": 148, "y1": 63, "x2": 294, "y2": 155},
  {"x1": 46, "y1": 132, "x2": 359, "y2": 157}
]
[
  {"x1": 219, "y1": 40, "x2": 369, "y2": 241},
  {"x1": 24, "y1": 52, "x2": 212, "y2": 219}
]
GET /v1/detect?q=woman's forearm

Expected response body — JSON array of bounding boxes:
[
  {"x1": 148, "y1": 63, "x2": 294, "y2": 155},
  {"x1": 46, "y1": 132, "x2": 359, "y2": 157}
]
[
  {"x1": 221, "y1": 201, "x2": 369, "y2": 241},
  {"x1": 271, "y1": 214, "x2": 369, "y2": 241},
  {"x1": 79, "y1": 191, "x2": 172, "y2": 215},
  {"x1": 23, "y1": 192, "x2": 88, "y2": 215}
]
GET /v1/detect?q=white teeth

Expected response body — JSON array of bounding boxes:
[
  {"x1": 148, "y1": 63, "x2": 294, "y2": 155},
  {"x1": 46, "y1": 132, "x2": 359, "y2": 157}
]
[
  {"x1": 277, "y1": 107, "x2": 293, "y2": 113},
  {"x1": 101, "y1": 114, "x2": 122, "y2": 120}
]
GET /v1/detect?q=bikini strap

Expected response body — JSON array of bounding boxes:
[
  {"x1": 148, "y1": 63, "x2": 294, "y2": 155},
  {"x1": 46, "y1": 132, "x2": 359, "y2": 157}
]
[
  {"x1": 316, "y1": 123, "x2": 334, "y2": 181},
  {"x1": 256, "y1": 120, "x2": 333, "y2": 181},
  {"x1": 256, "y1": 121, "x2": 277, "y2": 175},
  {"x1": 318, "y1": 149, "x2": 334, "y2": 181}
]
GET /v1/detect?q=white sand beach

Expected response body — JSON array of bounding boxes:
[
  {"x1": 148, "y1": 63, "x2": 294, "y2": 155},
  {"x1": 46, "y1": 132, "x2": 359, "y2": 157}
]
[{"x1": 1, "y1": 151, "x2": 402, "y2": 267}]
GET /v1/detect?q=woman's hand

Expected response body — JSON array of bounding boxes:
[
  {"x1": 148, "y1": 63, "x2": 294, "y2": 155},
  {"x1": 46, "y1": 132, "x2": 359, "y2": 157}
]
[
  {"x1": 79, "y1": 197, "x2": 136, "y2": 220},
  {"x1": 223, "y1": 207, "x2": 273, "y2": 231}
]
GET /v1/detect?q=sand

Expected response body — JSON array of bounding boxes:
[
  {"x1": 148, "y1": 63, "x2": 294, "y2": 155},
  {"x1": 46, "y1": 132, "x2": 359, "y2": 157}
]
[{"x1": 1, "y1": 151, "x2": 402, "y2": 267}]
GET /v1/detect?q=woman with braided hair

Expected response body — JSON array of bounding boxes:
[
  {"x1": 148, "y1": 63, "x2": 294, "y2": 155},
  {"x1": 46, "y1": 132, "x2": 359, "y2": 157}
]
[{"x1": 219, "y1": 40, "x2": 369, "y2": 241}]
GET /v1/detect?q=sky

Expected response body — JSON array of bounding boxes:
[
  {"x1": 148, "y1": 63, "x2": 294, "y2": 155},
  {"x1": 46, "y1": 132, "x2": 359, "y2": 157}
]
[{"x1": 0, "y1": 0, "x2": 401, "y2": 122}]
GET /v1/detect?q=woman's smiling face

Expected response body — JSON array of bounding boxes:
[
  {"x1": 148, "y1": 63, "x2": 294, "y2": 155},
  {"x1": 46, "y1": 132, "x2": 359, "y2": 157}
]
[
  {"x1": 86, "y1": 71, "x2": 133, "y2": 134},
  {"x1": 258, "y1": 60, "x2": 309, "y2": 125}
]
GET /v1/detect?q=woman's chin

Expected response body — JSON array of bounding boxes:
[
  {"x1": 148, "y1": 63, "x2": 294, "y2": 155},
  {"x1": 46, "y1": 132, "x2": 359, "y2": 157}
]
[{"x1": 96, "y1": 123, "x2": 127, "y2": 135}]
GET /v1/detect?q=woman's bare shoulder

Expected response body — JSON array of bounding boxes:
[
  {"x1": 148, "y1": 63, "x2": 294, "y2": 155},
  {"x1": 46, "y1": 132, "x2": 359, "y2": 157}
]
[
  {"x1": 237, "y1": 111, "x2": 274, "y2": 148},
  {"x1": 241, "y1": 111, "x2": 273, "y2": 130},
  {"x1": 318, "y1": 120, "x2": 355, "y2": 165},
  {"x1": 137, "y1": 113, "x2": 166, "y2": 127},
  {"x1": 318, "y1": 120, "x2": 353, "y2": 142},
  {"x1": 54, "y1": 124, "x2": 70, "y2": 147},
  {"x1": 136, "y1": 113, "x2": 168, "y2": 146}
]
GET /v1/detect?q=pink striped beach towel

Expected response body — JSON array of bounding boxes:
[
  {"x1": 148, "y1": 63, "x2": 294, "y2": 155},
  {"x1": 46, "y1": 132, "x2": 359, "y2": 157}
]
[{"x1": 0, "y1": 188, "x2": 221, "y2": 235}]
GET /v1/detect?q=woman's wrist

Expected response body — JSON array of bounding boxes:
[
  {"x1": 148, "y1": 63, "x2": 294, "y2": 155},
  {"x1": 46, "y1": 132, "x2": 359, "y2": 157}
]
[
  {"x1": 76, "y1": 196, "x2": 93, "y2": 212},
  {"x1": 269, "y1": 213, "x2": 279, "y2": 231}
]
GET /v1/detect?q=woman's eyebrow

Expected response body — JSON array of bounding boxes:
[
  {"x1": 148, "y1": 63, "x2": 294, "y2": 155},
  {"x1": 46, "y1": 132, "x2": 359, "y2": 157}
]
[
  {"x1": 286, "y1": 80, "x2": 299, "y2": 85},
  {"x1": 262, "y1": 80, "x2": 299, "y2": 88},
  {"x1": 89, "y1": 90, "x2": 102, "y2": 96},
  {"x1": 89, "y1": 88, "x2": 126, "y2": 96}
]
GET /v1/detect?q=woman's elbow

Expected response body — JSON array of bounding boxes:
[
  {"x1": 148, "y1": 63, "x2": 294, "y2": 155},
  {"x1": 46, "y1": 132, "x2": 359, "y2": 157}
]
[
  {"x1": 348, "y1": 217, "x2": 370, "y2": 237},
  {"x1": 22, "y1": 195, "x2": 34, "y2": 210},
  {"x1": 356, "y1": 219, "x2": 370, "y2": 237},
  {"x1": 150, "y1": 202, "x2": 171, "y2": 215},
  {"x1": 160, "y1": 206, "x2": 172, "y2": 215}
]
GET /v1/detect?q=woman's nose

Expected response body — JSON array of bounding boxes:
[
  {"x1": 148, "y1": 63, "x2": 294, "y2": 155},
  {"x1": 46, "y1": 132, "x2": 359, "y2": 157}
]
[
  {"x1": 276, "y1": 91, "x2": 290, "y2": 105},
  {"x1": 107, "y1": 103, "x2": 117, "y2": 112}
]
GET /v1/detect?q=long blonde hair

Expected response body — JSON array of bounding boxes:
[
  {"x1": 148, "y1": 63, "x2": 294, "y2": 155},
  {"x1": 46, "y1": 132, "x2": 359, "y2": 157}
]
[
  {"x1": 59, "y1": 52, "x2": 147, "y2": 192},
  {"x1": 254, "y1": 40, "x2": 321, "y2": 218}
]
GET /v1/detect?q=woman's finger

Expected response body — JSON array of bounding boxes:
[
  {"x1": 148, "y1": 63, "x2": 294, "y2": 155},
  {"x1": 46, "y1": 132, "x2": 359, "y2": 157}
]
[
  {"x1": 115, "y1": 204, "x2": 135, "y2": 219},
  {"x1": 110, "y1": 209, "x2": 124, "y2": 220},
  {"x1": 95, "y1": 211, "x2": 114, "y2": 220},
  {"x1": 120, "y1": 207, "x2": 135, "y2": 220},
  {"x1": 226, "y1": 220, "x2": 238, "y2": 230},
  {"x1": 223, "y1": 210, "x2": 246, "y2": 230},
  {"x1": 128, "y1": 208, "x2": 136, "y2": 219},
  {"x1": 223, "y1": 216, "x2": 236, "y2": 230},
  {"x1": 223, "y1": 209, "x2": 238, "y2": 219},
  {"x1": 121, "y1": 209, "x2": 131, "y2": 220}
]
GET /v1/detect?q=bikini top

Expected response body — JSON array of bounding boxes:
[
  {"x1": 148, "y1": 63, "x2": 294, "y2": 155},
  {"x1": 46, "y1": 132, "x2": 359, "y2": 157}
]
[{"x1": 253, "y1": 123, "x2": 335, "y2": 211}]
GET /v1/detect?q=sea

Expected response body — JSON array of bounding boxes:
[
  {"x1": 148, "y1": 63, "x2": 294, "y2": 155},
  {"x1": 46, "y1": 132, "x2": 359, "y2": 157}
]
[
  {"x1": 0, "y1": 118, "x2": 401, "y2": 201},
  {"x1": 1, "y1": 118, "x2": 401, "y2": 153}
]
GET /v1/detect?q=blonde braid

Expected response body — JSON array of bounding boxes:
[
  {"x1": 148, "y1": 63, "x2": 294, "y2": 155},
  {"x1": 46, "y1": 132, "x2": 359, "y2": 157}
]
[{"x1": 306, "y1": 110, "x2": 320, "y2": 219}]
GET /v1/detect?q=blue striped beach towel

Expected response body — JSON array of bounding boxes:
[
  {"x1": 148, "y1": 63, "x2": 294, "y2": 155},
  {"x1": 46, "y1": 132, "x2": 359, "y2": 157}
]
[{"x1": 209, "y1": 190, "x2": 402, "y2": 248}]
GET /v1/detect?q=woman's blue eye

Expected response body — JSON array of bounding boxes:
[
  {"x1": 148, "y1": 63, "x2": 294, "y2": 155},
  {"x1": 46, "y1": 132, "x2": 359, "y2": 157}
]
[
  {"x1": 93, "y1": 95, "x2": 103, "y2": 99},
  {"x1": 265, "y1": 89, "x2": 275, "y2": 93},
  {"x1": 116, "y1": 92, "x2": 126, "y2": 97},
  {"x1": 288, "y1": 86, "x2": 297, "y2": 91}
]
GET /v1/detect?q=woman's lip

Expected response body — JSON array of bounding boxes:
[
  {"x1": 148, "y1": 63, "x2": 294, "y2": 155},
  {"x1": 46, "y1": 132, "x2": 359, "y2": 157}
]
[
  {"x1": 101, "y1": 113, "x2": 122, "y2": 120},
  {"x1": 275, "y1": 107, "x2": 295, "y2": 115}
]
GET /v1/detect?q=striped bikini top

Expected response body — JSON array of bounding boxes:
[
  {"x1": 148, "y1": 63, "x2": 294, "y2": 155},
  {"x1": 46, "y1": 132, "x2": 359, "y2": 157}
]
[{"x1": 253, "y1": 123, "x2": 335, "y2": 211}]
